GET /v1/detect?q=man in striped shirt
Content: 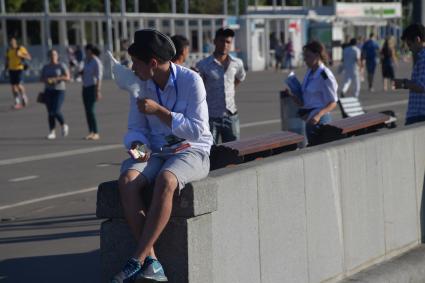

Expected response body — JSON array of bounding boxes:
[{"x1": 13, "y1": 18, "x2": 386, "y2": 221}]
[
  {"x1": 196, "y1": 28, "x2": 246, "y2": 143},
  {"x1": 394, "y1": 23, "x2": 425, "y2": 125}
]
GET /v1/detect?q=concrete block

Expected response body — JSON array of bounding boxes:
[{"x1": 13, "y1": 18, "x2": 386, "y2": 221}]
[
  {"x1": 335, "y1": 138, "x2": 385, "y2": 273},
  {"x1": 187, "y1": 214, "x2": 213, "y2": 283},
  {"x1": 100, "y1": 219, "x2": 136, "y2": 283},
  {"x1": 379, "y1": 130, "x2": 419, "y2": 252},
  {"x1": 210, "y1": 166, "x2": 261, "y2": 283},
  {"x1": 101, "y1": 214, "x2": 213, "y2": 283},
  {"x1": 302, "y1": 148, "x2": 344, "y2": 283},
  {"x1": 96, "y1": 180, "x2": 122, "y2": 219},
  {"x1": 256, "y1": 155, "x2": 309, "y2": 283},
  {"x1": 413, "y1": 125, "x2": 425, "y2": 242},
  {"x1": 96, "y1": 179, "x2": 218, "y2": 219}
]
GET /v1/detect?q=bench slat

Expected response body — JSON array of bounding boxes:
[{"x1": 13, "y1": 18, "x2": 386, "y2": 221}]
[
  {"x1": 327, "y1": 112, "x2": 389, "y2": 134},
  {"x1": 224, "y1": 132, "x2": 304, "y2": 156},
  {"x1": 346, "y1": 111, "x2": 366, "y2": 117},
  {"x1": 344, "y1": 107, "x2": 364, "y2": 113},
  {"x1": 341, "y1": 102, "x2": 362, "y2": 108},
  {"x1": 210, "y1": 131, "x2": 304, "y2": 170},
  {"x1": 339, "y1": 97, "x2": 359, "y2": 103}
]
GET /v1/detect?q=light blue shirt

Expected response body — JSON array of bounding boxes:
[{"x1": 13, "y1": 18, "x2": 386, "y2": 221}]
[
  {"x1": 301, "y1": 63, "x2": 338, "y2": 121},
  {"x1": 82, "y1": 56, "x2": 103, "y2": 87},
  {"x1": 124, "y1": 63, "x2": 213, "y2": 153}
]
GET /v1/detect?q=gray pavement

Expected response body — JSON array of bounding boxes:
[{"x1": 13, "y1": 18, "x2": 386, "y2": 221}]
[{"x1": 0, "y1": 61, "x2": 413, "y2": 282}]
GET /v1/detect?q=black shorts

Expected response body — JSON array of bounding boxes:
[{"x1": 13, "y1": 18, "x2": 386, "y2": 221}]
[{"x1": 9, "y1": 70, "x2": 23, "y2": 85}]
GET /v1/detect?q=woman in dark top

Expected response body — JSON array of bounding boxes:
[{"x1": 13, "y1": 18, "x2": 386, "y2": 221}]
[
  {"x1": 82, "y1": 44, "x2": 103, "y2": 140},
  {"x1": 40, "y1": 49, "x2": 70, "y2": 139},
  {"x1": 380, "y1": 36, "x2": 398, "y2": 91}
]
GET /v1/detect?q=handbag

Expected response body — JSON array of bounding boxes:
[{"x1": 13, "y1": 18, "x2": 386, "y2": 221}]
[{"x1": 37, "y1": 91, "x2": 47, "y2": 104}]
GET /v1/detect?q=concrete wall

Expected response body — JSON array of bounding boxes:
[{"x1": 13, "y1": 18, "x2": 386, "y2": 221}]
[{"x1": 97, "y1": 123, "x2": 425, "y2": 283}]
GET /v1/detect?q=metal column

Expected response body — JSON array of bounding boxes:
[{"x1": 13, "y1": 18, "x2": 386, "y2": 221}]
[
  {"x1": 80, "y1": 19, "x2": 87, "y2": 46},
  {"x1": 197, "y1": 19, "x2": 203, "y2": 54},
  {"x1": 184, "y1": 0, "x2": 189, "y2": 39},
  {"x1": 170, "y1": 0, "x2": 176, "y2": 35},
  {"x1": 59, "y1": 0, "x2": 68, "y2": 49},
  {"x1": 121, "y1": 0, "x2": 128, "y2": 39},
  {"x1": 1, "y1": 0, "x2": 7, "y2": 50},
  {"x1": 105, "y1": 0, "x2": 113, "y2": 53},
  {"x1": 21, "y1": 20, "x2": 27, "y2": 46},
  {"x1": 114, "y1": 20, "x2": 120, "y2": 52},
  {"x1": 44, "y1": 0, "x2": 52, "y2": 49},
  {"x1": 97, "y1": 20, "x2": 104, "y2": 48}
]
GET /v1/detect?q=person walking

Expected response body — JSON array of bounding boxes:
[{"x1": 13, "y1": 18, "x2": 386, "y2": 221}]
[
  {"x1": 362, "y1": 33, "x2": 380, "y2": 92},
  {"x1": 81, "y1": 44, "x2": 103, "y2": 140},
  {"x1": 380, "y1": 36, "x2": 398, "y2": 92},
  {"x1": 283, "y1": 41, "x2": 338, "y2": 145},
  {"x1": 40, "y1": 49, "x2": 70, "y2": 140},
  {"x1": 196, "y1": 27, "x2": 246, "y2": 144},
  {"x1": 393, "y1": 23, "x2": 425, "y2": 125},
  {"x1": 274, "y1": 40, "x2": 285, "y2": 71},
  {"x1": 340, "y1": 38, "x2": 361, "y2": 97},
  {"x1": 283, "y1": 39, "x2": 295, "y2": 71},
  {"x1": 5, "y1": 37, "x2": 31, "y2": 109},
  {"x1": 111, "y1": 29, "x2": 212, "y2": 283}
]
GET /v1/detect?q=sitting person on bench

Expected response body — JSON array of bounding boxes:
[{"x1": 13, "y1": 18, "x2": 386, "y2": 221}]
[
  {"x1": 283, "y1": 41, "x2": 338, "y2": 144},
  {"x1": 112, "y1": 29, "x2": 213, "y2": 283}
]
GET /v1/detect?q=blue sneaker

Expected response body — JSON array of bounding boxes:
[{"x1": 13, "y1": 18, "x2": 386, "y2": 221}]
[
  {"x1": 136, "y1": 256, "x2": 168, "y2": 282},
  {"x1": 111, "y1": 257, "x2": 142, "y2": 283}
]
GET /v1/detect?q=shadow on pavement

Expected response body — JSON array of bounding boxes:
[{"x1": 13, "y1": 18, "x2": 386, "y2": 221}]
[{"x1": 0, "y1": 249, "x2": 100, "y2": 283}]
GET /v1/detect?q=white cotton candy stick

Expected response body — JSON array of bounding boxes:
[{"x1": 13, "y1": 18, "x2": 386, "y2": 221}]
[{"x1": 107, "y1": 50, "x2": 141, "y2": 98}]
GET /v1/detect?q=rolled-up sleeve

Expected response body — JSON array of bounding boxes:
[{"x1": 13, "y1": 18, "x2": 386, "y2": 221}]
[
  {"x1": 171, "y1": 75, "x2": 209, "y2": 141},
  {"x1": 236, "y1": 60, "x2": 246, "y2": 82},
  {"x1": 94, "y1": 59, "x2": 103, "y2": 83},
  {"x1": 322, "y1": 71, "x2": 339, "y2": 103},
  {"x1": 123, "y1": 95, "x2": 151, "y2": 149}
]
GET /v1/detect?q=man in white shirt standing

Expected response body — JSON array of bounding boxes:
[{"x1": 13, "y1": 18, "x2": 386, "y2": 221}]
[
  {"x1": 340, "y1": 38, "x2": 362, "y2": 98},
  {"x1": 196, "y1": 28, "x2": 246, "y2": 144},
  {"x1": 112, "y1": 29, "x2": 213, "y2": 283}
]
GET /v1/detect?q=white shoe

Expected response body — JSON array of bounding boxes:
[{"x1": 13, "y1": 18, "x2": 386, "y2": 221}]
[
  {"x1": 47, "y1": 130, "x2": 56, "y2": 140},
  {"x1": 62, "y1": 124, "x2": 69, "y2": 137}
]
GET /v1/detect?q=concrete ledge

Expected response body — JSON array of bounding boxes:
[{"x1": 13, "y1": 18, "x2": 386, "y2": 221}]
[
  {"x1": 96, "y1": 179, "x2": 218, "y2": 219},
  {"x1": 100, "y1": 215, "x2": 213, "y2": 283},
  {"x1": 97, "y1": 124, "x2": 425, "y2": 282},
  {"x1": 338, "y1": 245, "x2": 425, "y2": 283}
]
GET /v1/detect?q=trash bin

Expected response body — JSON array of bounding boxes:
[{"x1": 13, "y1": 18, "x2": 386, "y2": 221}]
[{"x1": 280, "y1": 90, "x2": 306, "y2": 148}]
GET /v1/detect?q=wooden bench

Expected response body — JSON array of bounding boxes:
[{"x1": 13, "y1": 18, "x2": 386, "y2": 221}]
[
  {"x1": 338, "y1": 97, "x2": 397, "y2": 128},
  {"x1": 210, "y1": 131, "x2": 304, "y2": 170},
  {"x1": 310, "y1": 112, "x2": 391, "y2": 145}
]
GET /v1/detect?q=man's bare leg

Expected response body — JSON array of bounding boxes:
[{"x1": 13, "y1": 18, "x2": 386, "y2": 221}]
[
  {"x1": 118, "y1": 170, "x2": 156, "y2": 258},
  {"x1": 132, "y1": 170, "x2": 178, "y2": 261}
]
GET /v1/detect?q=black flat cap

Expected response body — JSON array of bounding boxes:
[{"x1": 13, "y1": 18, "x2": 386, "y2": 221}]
[
  {"x1": 215, "y1": 28, "x2": 235, "y2": 39},
  {"x1": 128, "y1": 29, "x2": 176, "y2": 62}
]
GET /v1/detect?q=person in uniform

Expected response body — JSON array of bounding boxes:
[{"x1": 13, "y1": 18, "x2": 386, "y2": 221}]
[{"x1": 283, "y1": 40, "x2": 338, "y2": 145}]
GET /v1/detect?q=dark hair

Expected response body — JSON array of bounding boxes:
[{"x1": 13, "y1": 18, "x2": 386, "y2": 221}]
[
  {"x1": 369, "y1": 33, "x2": 375, "y2": 39},
  {"x1": 171, "y1": 35, "x2": 190, "y2": 61},
  {"x1": 47, "y1": 48, "x2": 58, "y2": 57},
  {"x1": 85, "y1": 44, "x2": 101, "y2": 57},
  {"x1": 401, "y1": 23, "x2": 425, "y2": 42},
  {"x1": 349, "y1": 38, "x2": 357, "y2": 46},
  {"x1": 215, "y1": 28, "x2": 235, "y2": 39},
  {"x1": 303, "y1": 40, "x2": 329, "y2": 65}
]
